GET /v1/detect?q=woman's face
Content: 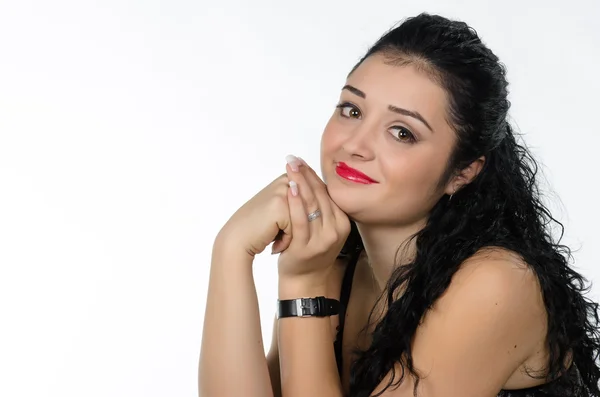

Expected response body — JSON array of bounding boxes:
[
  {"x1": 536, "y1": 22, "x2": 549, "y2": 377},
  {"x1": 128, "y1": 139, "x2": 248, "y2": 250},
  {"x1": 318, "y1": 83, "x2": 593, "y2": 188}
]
[{"x1": 320, "y1": 54, "x2": 458, "y2": 226}]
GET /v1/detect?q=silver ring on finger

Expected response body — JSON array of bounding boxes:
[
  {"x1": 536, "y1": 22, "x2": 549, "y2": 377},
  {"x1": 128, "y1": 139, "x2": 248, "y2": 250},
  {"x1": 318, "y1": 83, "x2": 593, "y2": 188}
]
[{"x1": 307, "y1": 209, "x2": 321, "y2": 222}]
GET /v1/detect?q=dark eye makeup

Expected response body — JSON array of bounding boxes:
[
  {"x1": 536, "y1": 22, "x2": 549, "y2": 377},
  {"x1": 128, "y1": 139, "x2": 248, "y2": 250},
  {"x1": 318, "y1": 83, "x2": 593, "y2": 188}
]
[{"x1": 335, "y1": 102, "x2": 417, "y2": 144}]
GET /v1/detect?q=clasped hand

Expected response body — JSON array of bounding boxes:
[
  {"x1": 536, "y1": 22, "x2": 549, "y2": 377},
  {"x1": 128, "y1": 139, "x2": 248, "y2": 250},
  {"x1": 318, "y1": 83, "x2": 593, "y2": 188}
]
[
  {"x1": 216, "y1": 155, "x2": 351, "y2": 287},
  {"x1": 276, "y1": 155, "x2": 351, "y2": 286}
]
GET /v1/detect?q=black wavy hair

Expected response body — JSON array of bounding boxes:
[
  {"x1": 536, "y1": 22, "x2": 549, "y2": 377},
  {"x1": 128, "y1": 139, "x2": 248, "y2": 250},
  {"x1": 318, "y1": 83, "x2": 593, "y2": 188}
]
[{"x1": 338, "y1": 13, "x2": 600, "y2": 397}]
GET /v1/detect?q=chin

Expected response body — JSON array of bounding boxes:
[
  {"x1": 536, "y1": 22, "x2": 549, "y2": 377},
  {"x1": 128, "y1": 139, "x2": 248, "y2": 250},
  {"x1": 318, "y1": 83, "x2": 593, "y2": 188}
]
[{"x1": 326, "y1": 182, "x2": 367, "y2": 219}]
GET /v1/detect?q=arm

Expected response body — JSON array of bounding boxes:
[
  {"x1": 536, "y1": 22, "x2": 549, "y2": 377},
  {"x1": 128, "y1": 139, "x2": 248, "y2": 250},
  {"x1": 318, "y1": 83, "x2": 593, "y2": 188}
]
[
  {"x1": 266, "y1": 314, "x2": 282, "y2": 397},
  {"x1": 198, "y1": 239, "x2": 274, "y2": 397},
  {"x1": 271, "y1": 157, "x2": 349, "y2": 397},
  {"x1": 277, "y1": 282, "x2": 344, "y2": 397},
  {"x1": 267, "y1": 259, "x2": 346, "y2": 397}
]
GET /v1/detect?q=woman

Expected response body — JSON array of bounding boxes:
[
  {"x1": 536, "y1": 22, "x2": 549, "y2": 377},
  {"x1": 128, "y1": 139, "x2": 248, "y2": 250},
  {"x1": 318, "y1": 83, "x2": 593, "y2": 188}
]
[{"x1": 199, "y1": 13, "x2": 600, "y2": 397}]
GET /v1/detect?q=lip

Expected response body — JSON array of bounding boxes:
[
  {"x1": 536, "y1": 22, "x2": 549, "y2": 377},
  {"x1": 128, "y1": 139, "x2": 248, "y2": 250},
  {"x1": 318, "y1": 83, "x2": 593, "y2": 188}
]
[{"x1": 335, "y1": 162, "x2": 378, "y2": 184}]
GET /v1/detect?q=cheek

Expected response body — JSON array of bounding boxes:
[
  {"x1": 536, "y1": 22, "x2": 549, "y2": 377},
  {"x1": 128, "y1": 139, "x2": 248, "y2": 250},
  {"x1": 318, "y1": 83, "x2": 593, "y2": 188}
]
[
  {"x1": 320, "y1": 118, "x2": 341, "y2": 148},
  {"x1": 382, "y1": 149, "x2": 447, "y2": 199},
  {"x1": 320, "y1": 119, "x2": 343, "y2": 161}
]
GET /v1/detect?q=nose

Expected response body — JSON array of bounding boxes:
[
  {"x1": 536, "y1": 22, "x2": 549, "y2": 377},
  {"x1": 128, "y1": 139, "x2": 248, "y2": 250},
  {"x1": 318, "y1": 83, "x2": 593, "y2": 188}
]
[{"x1": 341, "y1": 121, "x2": 377, "y2": 160}]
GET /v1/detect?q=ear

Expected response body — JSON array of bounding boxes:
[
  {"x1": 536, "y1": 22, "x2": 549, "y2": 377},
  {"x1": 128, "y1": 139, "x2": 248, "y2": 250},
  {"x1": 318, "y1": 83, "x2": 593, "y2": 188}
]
[{"x1": 444, "y1": 156, "x2": 485, "y2": 196}]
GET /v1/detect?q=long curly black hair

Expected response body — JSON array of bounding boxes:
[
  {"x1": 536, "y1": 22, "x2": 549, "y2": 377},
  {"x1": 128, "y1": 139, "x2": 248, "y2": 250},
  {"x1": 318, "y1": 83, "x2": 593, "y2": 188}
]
[{"x1": 338, "y1": 13, "x2": 600, "y2": 397}]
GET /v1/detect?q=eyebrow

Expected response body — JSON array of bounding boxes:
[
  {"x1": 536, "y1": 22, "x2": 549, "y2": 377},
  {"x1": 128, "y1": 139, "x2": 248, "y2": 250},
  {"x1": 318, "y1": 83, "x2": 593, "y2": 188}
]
[{"x1": 342, "y1": 84, "x2": 434, "y2": 133}]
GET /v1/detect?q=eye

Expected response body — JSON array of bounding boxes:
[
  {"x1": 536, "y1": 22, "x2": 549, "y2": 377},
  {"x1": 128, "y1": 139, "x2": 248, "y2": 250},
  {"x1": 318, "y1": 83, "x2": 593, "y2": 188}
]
[
  {"x1": 390, "y1": 126, "x2": 417, "y2": 144},
  {"x1": 335, "y1": 102, "x2": 417, "y2": 144},
  {"x1": 335, "y1": 102, "x2": 361, "y2": 119}
]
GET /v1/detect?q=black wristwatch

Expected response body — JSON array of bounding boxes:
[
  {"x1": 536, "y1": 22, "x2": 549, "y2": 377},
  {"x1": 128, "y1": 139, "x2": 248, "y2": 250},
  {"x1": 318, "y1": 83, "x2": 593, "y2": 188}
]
[{"x1": 277, "y1": 296, "x2": 341, "y2": 319}]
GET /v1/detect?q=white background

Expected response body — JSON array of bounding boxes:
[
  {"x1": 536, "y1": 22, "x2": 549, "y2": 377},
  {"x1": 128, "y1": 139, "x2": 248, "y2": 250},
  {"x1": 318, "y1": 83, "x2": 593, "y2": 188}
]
[{"x1": 0, "y1": 1, "x2": 598, "y2": 396}]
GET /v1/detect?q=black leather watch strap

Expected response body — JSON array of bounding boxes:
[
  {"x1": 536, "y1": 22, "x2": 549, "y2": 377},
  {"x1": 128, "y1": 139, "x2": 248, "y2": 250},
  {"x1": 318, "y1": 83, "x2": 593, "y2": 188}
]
[{"x1": 277, "y1": 296, "x2": 341, "y2": 319}]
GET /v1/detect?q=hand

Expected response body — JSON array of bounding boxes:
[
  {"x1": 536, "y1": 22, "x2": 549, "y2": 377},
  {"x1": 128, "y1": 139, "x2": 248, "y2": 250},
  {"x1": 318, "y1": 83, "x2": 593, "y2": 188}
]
[
  {"x1": 215, "y1": 172, "x2": 294, "y2": 259},
  {"x1": 277, "y1": 155, "x2": 351, "y2": 285}
]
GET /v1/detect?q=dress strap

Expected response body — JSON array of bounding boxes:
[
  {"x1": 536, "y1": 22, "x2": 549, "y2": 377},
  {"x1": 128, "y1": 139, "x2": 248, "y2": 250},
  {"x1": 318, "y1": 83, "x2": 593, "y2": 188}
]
[{"x1": 334, "y1": 248, "x2": 361, "y2": 375}]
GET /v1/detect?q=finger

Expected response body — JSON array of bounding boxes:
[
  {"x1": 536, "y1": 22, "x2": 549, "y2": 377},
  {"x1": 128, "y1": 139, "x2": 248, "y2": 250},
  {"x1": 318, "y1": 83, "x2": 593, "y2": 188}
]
[
  {"x1": 286, "y1": 162, "x2": 321, "y2": 226},
  {"x1": 272, "y1": 230, "x2": 292, "y2": 255},
  {"x1": 287, "y1": 180, "x2": 311, "y2": 245},
  {"x1": 295, "y1": 159, "x2": 336, "y2": 225},
  {"x1": 298, "y1": 159, "x2": 351, "y2": 234},
  {"x1": 270, "y1": 192, "x2": 293, "y2": 254}
]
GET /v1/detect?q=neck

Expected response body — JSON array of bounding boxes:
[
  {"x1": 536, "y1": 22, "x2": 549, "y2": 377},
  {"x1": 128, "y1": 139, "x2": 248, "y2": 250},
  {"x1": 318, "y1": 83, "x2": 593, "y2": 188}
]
[{"x1": 355, "y1": 218, "x2": 427, "y2": 291}]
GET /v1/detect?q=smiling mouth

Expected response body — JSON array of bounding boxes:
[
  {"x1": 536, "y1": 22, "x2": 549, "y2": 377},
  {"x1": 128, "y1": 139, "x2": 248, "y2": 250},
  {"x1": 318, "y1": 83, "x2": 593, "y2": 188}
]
[{"x1": 335, "y1": 162, "x2": 378, "y2": 184}]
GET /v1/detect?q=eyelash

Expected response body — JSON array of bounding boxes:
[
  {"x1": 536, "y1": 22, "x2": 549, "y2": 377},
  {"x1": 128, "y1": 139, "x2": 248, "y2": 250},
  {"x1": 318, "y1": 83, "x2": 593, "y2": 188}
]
[{"x1": 335, "y1": 102, "x2": 417, "y2": 144}]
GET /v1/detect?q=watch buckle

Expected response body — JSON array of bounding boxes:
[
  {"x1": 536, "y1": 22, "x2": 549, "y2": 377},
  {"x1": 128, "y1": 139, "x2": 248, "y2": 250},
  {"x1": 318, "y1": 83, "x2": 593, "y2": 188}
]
[
  {"x1": 296, "y1": 296, "x2": 327, "y2": 317},
  {"x1": 296, "y1": 298, "x2": 310, "y2": 317}
]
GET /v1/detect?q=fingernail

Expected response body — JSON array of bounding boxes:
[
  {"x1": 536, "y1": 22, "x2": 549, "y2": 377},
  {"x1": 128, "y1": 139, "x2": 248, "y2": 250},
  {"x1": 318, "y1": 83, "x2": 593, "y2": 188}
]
[
  {"x1": 297, "y1": 157, "x2": 307, "y2": 166},
  {"x1": 285, "y1": 154, "x2": 301, "y2": 172},
  {"x1": 288, "y1": 180, "x2": 298, "y2": 196}
]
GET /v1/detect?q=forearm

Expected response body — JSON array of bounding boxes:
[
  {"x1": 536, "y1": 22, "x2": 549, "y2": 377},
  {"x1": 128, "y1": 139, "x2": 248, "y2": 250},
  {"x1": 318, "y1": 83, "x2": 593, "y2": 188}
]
[
  {"x1": 277, "y1": 282, "x2": 344, "y2": 397},
  {"x1": 198, "y1": 241, "x2": 273, "y2": 397}
]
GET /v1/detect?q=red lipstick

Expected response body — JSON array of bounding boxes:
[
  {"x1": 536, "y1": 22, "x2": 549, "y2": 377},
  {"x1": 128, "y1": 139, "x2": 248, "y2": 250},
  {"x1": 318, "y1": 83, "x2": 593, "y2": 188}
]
[{"x1": 335, "y1": 162, "x2": 378, "y2": 184}]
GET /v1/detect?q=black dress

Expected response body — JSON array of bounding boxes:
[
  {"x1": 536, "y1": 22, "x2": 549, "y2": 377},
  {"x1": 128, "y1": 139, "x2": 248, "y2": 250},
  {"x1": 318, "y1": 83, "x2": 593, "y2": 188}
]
[{"x1": 333, "y1": 249, "x2": 588, "y2": 396}]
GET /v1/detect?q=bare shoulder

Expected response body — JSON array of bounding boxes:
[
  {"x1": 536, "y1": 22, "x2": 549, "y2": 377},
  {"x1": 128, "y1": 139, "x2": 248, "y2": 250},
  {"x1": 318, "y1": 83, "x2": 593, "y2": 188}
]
[
  {"x1": 460, "y1": 245, "x2": 533, "y2": 274},
  {"x1": 442, "y1": 246, "x2": 547, "y2": 331},
  {"x1": 408, "y1": 246, "x2": 549, "y2": 392},
  {"x1": 456, "y1": 247, "x2": 538, "y2": 287}
]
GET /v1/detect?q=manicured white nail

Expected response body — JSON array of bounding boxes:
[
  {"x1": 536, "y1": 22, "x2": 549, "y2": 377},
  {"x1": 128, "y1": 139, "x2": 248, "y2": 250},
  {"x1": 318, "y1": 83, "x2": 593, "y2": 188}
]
[
  {"x1": 288, "y1": 180, "x2": 298, "y2": 196},
  {"x1": 285, "y1": 154, "x2": 300, "y2": 172}
]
